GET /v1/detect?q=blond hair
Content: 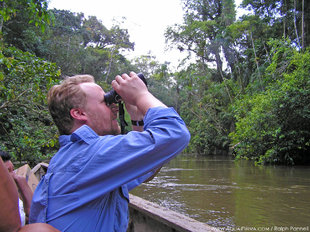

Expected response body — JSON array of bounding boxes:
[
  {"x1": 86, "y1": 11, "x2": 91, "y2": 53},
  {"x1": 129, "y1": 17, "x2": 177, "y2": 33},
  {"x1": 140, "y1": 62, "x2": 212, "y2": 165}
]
[{"x1": 47, "y1": 75, "x2": 95, "y2": 135}]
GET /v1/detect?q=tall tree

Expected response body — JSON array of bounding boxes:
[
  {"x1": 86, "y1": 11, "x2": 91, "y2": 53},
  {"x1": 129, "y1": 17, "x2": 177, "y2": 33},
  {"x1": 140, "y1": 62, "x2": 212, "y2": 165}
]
[
  {"x1": 165, "y1": 0, "x2": 236, "y2": 82},
  {"x1": 241, "y1": 0, "x2": 310, "y2": 49},
  {"x1": 39, "y1": 9, "x2": 135, "y2": 82}
]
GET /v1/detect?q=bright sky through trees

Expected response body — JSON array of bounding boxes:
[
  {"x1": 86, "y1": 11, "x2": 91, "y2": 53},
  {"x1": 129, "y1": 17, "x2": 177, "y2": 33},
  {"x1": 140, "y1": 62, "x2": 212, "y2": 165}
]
[
  {"x1": 48, "y1": 0, "x2": 185, "y2": 67},
  {"x1": 49, "y1": 0, "x2": 244, "y2": 67}
]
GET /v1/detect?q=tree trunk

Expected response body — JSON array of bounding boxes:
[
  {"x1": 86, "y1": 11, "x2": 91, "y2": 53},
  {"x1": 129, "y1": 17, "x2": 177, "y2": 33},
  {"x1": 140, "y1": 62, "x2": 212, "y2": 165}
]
[
  {"x1": 293, "y1": 0, "x2": 301, "y2": 49},
  {"x1": 105, "y1": 47, "x2": 115, "y2": 83},
  {"x1": 301, "y1": 0, "x2": 305, "y2": 49},
  {"x1": 249, "y1": 31, "x2": 263, "y2": 90}
]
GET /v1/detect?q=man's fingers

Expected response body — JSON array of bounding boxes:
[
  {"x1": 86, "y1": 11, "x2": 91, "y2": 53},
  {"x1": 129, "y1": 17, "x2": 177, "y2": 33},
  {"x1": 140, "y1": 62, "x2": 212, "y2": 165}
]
[
  {"x1": 121, "y1": 73, "x2": 131, "y2": 80},
  {"x1": 129, "y1": 71, "x2": 137, "y2": 78},
  {"x1": 115, "y1": 75, "x2": 124, "y2": 83}
]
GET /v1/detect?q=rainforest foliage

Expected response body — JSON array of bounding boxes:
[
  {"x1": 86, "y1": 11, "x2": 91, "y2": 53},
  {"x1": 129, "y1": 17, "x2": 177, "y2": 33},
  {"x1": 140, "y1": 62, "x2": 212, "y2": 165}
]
[{"x1": 0, "y1": 0, "x2": 309, "y2": 165}]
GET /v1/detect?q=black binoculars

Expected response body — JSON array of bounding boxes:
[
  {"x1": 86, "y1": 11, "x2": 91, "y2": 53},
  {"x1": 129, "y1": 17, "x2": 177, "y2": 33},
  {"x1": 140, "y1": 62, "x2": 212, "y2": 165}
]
[{"x1": 104, "y1": 73, "x2": 147, "y2": 105}]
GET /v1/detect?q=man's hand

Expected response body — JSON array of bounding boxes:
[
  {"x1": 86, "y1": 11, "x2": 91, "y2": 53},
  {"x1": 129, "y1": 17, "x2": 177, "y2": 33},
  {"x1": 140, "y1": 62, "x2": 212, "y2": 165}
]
[
  {"x1": 112, "y1": 72, "x2": 148, "y2": 106},
  {"x1": 112, "y1": 72, "x2": 167, "y2": 115}
]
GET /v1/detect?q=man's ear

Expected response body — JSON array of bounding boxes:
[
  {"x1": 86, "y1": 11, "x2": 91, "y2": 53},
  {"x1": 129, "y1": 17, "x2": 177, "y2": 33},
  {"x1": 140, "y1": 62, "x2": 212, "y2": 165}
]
[{"x1": 70, "y1": 108, "x2": 87, "y2": 121}]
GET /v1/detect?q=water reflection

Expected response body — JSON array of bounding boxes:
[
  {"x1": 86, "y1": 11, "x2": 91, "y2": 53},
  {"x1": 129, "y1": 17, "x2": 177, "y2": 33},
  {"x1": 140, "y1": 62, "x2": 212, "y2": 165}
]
[{"x1": 130, "y1": 155, "x2": 310, "y2": 229}]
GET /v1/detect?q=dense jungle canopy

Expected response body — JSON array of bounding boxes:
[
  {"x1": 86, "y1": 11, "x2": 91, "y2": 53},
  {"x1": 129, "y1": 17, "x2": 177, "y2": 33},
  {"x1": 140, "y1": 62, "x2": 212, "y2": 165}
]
[{"x1": 0, "y1": 0, "x2": 309, "y2": 165}]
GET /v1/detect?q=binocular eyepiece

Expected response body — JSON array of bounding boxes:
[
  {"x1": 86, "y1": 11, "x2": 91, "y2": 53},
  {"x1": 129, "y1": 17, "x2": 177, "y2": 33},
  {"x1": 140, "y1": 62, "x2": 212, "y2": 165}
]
[{"x1": 104, "y1": 73, "x2": 147, "y2": 106}]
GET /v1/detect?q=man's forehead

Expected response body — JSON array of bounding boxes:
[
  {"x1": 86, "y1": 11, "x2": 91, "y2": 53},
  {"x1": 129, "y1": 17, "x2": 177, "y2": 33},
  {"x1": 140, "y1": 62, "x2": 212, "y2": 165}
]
[
  {"x1": 79, "y1": 82, "x2": 106, "y2": 98},
  {"x1": 80, "y1": 82, "x2": 104, "y2": 92}
]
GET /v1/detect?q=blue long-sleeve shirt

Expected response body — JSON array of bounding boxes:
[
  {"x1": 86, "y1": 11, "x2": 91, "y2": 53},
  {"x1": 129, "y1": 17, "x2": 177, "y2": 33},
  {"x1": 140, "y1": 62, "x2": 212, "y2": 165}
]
[{"x1": 29, "y1": 107, "x2": 190, "y2": 232}]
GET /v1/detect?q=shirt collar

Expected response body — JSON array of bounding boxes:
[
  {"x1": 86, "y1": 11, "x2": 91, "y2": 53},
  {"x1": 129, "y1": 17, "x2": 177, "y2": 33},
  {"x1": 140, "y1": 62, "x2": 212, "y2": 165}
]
[{"x1": 59, "y1": 125, "x2": 99, "y2": 146}]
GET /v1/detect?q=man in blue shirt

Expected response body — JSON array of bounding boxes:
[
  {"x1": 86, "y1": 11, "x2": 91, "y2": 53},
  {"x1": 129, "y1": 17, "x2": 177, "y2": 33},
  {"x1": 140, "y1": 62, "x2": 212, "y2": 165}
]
[{"x1": 29, "y1": 72, "x2": 190, "y2": 231}]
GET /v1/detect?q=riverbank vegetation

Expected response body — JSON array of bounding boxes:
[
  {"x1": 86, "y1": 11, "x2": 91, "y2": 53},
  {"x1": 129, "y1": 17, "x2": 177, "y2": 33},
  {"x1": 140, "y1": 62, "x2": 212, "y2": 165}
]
[{"x1": 1, "y1": 0, "x2": 309, "y2": 165}]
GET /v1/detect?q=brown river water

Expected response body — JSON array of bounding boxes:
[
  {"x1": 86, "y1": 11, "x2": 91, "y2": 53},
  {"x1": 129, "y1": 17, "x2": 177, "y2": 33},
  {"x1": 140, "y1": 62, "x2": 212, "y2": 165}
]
[{"x1": 130, "y1": 155, "x2": 310, "y2": 231}]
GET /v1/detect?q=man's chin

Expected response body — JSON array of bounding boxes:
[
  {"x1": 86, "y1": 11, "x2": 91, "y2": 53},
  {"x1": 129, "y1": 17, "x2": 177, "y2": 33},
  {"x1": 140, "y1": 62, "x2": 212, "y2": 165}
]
[{"x1": 111, "y1": 124, "x2": 121, "y2": 135}]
